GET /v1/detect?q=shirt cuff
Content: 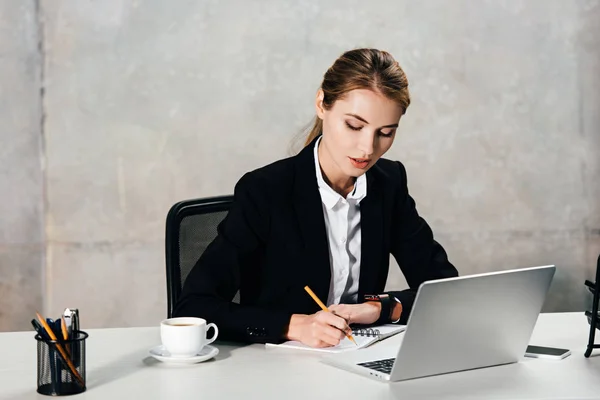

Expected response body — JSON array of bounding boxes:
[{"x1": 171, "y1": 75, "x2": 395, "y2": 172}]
[{"x1": 391, "y1": 296, "x2": 402, "y2": 323}]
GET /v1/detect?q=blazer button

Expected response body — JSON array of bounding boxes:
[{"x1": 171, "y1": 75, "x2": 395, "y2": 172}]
[{"x1": 246, "y1": 327, "x2": 254, "y2": 336}]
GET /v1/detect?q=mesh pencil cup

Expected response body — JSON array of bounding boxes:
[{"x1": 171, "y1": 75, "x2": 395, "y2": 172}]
[{"x1": 35, "y1": 331, "x2": 88, "y2": 396}]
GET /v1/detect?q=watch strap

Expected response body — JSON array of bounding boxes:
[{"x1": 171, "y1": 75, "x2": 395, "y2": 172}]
[{"x1": 364, "y1": 294, "x2": 392, "y2": 325}]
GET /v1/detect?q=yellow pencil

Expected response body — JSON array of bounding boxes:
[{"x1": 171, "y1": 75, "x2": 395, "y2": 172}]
[
  {"x1": 304, "y1": 286, "x2": 357, "y2": 345},
  {"x1": 60, "y1": 316, "x2": 69, "y2": 340},
  {"x1": 60, "y1": 316, "x2": 72, "y2": 357}
]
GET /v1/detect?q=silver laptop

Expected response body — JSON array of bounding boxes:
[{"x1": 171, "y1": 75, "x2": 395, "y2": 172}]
[{"x1": 322, "y1": 265, "x2": 556, "y2": 382}]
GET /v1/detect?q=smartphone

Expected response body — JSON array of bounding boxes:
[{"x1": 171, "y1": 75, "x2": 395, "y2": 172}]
[{"x1": 525, "y1": 345, "x2": 571, "y2": 360}]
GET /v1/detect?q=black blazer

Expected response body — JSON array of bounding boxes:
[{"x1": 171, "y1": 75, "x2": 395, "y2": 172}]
[{"x1": 173, "y1": 136, "x2": 458, "y2": 343}]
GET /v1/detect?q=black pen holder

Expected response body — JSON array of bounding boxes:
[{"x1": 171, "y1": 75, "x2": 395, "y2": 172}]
[{"x1": 35, "y1": 331, "x2": 88, "y2": 396}]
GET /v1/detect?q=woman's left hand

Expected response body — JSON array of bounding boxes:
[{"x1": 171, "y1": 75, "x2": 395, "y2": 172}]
[{"x1": 328, "y1": 302, "x2": 382, "y2": 325}]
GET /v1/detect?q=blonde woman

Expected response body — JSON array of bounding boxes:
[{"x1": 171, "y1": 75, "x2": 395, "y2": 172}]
[{"x1": 174, "y1": 48, "x2": 458, "y2": 348}]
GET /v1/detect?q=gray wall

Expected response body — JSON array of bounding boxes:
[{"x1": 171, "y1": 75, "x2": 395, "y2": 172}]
[
  {"x1": 1, "y1": 0, "x2": 599, "y2": 331},
  {"x1": 0, "y1": 1, "x2": 44, "y2": 331}
]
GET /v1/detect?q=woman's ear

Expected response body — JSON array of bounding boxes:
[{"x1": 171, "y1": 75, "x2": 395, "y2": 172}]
[{"x1": 315, "y1": 89, "x2": 326, "y2": 119}]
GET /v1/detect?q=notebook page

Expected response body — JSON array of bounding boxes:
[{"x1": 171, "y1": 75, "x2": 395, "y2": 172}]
[
  {"x1": 265, "y1": 335, "x2": 378, "y2": 353},
  {"x1": 265, "y1": 325, "x2": 405, "y2": 353}
]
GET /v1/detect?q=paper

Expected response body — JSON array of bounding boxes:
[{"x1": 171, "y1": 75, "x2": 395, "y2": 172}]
[{"x1": 265, "y1": 324, "x2": 406, "y2": 353}]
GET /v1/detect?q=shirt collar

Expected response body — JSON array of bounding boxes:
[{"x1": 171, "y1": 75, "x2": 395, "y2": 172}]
[{"x1": 313, "y1": 136, "x2": 367, "y2": 209}]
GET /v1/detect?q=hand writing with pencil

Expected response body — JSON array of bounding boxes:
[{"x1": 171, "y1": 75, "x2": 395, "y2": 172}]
[
  {"x1": 284, "y1": 311, "x2": 352, "y2": 348},
  {"x1": 283, "y1": 286, "x2": 355, "y2": 348}
]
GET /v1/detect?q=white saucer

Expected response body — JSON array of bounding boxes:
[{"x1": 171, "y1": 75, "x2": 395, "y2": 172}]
[{"x1": 149, "y1": 345, "x2": 219, "y2": 364}]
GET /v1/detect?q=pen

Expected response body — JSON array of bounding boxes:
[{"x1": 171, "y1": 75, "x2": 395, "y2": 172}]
[
  {"x1": 63, "y1": 308, "x2": 80, "y2": 362},
  {"x1": 304, "y1": 286, "x2": 357, "y2": 346},
  {"x1": 63, "y1": 308, "x2": 72, "y2": 336}
]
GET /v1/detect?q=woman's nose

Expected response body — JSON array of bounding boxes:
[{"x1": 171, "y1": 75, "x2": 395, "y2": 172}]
[{"x1": 357, "y1": 132, "x2": 375, "y2": 156}]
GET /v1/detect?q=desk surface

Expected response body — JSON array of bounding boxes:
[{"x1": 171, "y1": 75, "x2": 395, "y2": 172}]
[{"x1": 1, "y1": 312, "x2": 598, "y2": 400}]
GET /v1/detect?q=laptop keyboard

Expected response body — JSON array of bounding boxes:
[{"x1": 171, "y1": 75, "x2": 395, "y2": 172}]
[{"x1": 357, "y1": 358, "x2": 395, "y2": 374}]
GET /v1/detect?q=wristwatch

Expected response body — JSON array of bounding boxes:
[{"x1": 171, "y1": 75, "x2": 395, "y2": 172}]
[{"x1": 364, "y1": 294, "x2": 403, "y2": 324}]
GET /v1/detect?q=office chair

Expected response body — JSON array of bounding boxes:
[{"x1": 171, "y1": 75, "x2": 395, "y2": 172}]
[
  {"x1": 165, "y1": 195, "x2": 235, "y2": 318},
  {"x1": 584, "y1": 253, "x2": 600, "y2": 357}
]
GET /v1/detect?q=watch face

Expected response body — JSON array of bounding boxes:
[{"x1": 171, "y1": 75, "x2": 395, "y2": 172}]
[{"x1": 364, "y1": 294, "x2": 381, "y2": 301}]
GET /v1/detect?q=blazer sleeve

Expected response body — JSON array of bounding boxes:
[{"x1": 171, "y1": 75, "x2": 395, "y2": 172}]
[
  {"x1": 387, "y1": 161, "x2": 459, "y2": 324},
  {"x1": 172, "y1": 172, "x2": 293, "y2": 343}
]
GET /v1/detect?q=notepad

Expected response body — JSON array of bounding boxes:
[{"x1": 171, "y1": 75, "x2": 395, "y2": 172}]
[{"x1": 265, "y1": 324, "x2": 406, "y2": 353}]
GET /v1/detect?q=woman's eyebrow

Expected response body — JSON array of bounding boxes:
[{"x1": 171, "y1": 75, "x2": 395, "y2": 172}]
[
  {"x1": 345, "y1": 113, "x2": 398, "y2": 128},
  {"x1": 345, "y1": 113, "x2": 369, "y2": 123}
]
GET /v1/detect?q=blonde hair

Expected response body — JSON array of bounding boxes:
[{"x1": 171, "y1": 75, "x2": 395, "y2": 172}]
[{"x1": 304, "y1": 48, "x2": 411, "y2": 147}]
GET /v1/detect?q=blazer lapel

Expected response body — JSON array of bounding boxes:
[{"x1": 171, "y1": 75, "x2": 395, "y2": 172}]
[
  {"x1": 359, "y1": 169, "x2": 384, "y2": 297},
  {"x1": 291, "y1": 138, "x2": 331, "y2": 304}
]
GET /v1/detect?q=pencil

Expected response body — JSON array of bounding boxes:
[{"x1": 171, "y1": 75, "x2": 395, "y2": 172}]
[
  {"x1": 60, "y1": 316, "x2": 72, "y2": 357},
  {"x1": 36, "y1": 312, "x2": 85, "y2": 387},
  {"x1": 60, "y1": 316, "x2": 69, "y2": 340},
  {"x1": 304, "y1": 286, "x2": 357, "y2": 345}
]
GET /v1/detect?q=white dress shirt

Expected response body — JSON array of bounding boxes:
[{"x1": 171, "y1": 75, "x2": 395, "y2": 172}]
[{"x1": 313, "y1": 136, "x2": 367, "y2": 306}]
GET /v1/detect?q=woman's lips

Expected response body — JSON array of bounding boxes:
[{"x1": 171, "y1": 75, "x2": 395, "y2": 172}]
[{"x1": 349, "y1": 157, "x2": 370, "y2": 169}]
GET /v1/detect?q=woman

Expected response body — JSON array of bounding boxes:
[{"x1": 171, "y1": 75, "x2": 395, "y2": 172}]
[{"x1": 173, "y1": 48, "x2": 458, "y2": 348}]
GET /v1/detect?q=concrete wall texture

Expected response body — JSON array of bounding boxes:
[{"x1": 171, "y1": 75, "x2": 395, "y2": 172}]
[{"x1": 1, "y1": 0, "x2": 599, "y2": 331}]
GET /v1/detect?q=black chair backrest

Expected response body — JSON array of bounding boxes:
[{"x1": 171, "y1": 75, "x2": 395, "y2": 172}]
[
  {"x1": 165, "y1": 195, "x2": 234, "y2": 318},
  {"x1": 584, "y1": 253, "x2": 600, "y2": 357}
]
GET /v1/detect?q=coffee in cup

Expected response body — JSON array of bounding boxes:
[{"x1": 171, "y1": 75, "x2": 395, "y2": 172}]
[{"x1": 160, "y1": 317, "x2": 219, "y2": 357}]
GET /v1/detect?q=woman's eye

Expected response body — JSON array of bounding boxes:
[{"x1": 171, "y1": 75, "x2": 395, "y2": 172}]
[
  {"x1": 345, "y1": 122, "x2": 362, "y2": 131},
  {"x1": 379, "y1": 130, "x2": 395, "y2": 137}
]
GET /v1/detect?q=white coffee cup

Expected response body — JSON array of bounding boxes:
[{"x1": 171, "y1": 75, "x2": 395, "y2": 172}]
[{"x1": 160, "y1": 317, "x2": 219, "y2": 357}]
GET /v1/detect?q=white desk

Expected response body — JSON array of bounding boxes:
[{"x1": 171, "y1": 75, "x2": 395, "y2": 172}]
[{"x1": 1, "y1": 313, "x2": 598, "y2": 400}]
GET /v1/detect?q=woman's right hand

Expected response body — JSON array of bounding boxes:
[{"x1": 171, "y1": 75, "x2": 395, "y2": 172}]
[{"x1": 284, "y1": 311, "x2": 352, "y2": 348}]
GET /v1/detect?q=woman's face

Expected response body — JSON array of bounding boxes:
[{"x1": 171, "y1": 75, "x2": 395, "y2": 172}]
[{"x1": 316, "y1": 88, "x2": 403, "y2": 179}]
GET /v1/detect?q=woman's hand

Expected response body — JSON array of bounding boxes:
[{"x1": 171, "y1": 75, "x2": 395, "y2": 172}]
[
  {"x1": 328, "y1": 302, "x2": 382, "y2": 325},
  {"x1": 285, "y1": 311, "x2": 352, "y2": 348}
]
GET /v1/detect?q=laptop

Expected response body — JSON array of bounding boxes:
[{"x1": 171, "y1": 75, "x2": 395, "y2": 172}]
[{"x1": 321, "y1": 265, "x2": 556, "y2": 382}]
